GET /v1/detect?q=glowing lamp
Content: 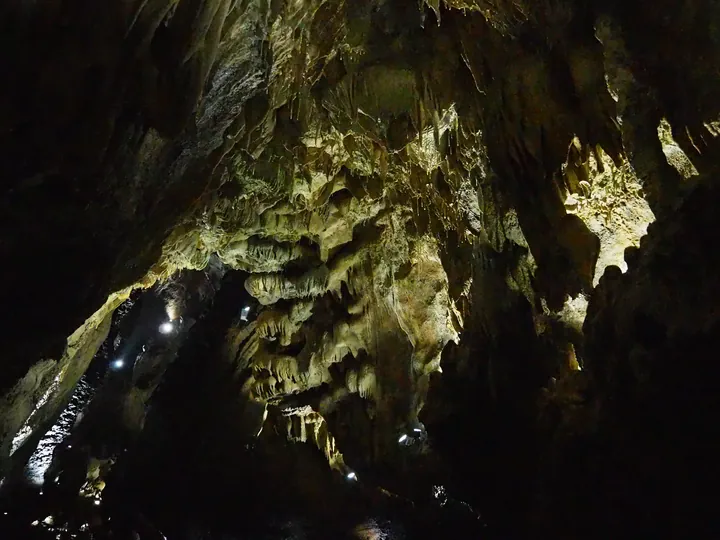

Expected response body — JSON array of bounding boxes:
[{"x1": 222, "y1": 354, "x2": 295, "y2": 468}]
[{"x1": 159, "y1": 321, "x2": 174, "y2": 334}]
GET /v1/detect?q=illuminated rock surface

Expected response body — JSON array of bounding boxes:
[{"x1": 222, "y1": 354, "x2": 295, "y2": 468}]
[{"x1": 1, "y1": 0, "x2": 720, "y2": 538}]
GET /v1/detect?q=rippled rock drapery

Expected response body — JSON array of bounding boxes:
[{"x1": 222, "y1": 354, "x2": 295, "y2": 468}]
[{"x1": 1, "y1": 0, "x2": 720, "y2": 536}]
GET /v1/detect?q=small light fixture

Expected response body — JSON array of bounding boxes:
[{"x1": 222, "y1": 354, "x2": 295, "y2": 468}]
[
  {"x1": 111, "y1": 359, "x2": 124, "y2": 370},
  {"x1": 159, "y1": 321, "x2": 174, "y2": 334},
  {"x1": 346, "y1": 471, "x2": 357, "y2": 481},
  {"x1": 94, "y1": 499, "x2": 101, "y2": 506},
  {"x1": 240, "y1": 306, "x2": 251, "y2": 322},
  {"x1": 398, "y1": 434, "x2": 408, "y2": 444},
  {"x1": 413, "y1": 428, "x2": 422, "y2": 433}
]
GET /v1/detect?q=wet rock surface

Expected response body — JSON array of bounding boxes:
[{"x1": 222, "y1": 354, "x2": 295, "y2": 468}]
[{"x1": 1, "y1": 0, "x2": 720, "y2": 537}]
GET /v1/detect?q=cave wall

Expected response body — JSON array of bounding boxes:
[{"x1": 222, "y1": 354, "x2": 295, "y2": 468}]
[
  {"x1": 0, "y1": 0, "x2": 269, "y2": 390},
  {"x1": 575, "y1": 177, "x2": 720, "y2": 537},
  {"x1": 1, "y1": 0, "x2": 720, "y2": 535}
]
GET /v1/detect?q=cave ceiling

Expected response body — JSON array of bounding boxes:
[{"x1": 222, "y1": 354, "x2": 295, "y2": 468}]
[{"x1": 1, "y1": 0, "x2": 720, "y2": 531}]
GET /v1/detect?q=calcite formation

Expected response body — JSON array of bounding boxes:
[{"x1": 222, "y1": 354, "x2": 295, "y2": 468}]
[{"x1": 1, "y1": 0, "x2": 720, "y2": 536}]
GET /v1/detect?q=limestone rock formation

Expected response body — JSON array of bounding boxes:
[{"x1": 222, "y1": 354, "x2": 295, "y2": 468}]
[{"x1": 1, "y1": 0, "x2": 720, "y2": 537}]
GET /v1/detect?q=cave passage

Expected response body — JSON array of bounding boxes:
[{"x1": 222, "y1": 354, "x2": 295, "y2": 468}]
[
  {"x1": 0, "y1": 266, "x2": 485, "y2": 540},
  {"x1": 2, "y1": 0, "x2": 720, "y2": 538}
]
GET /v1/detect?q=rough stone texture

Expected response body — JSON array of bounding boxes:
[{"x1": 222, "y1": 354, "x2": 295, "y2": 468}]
[
  {"x1": 565, "y1": 149, "x2": 655, "y2": 285},
  {"x1": 0, "y1": 290, "x2": 129, "y2": 479},
  {"x1": 530, "y1": 175, "x2": 720, "y2": 538},
  {"x1": 0, "y1": 0, "x2": 268, "y2": 391},
  {"x1": 1, "y1": 0, "x2": 720, "y2": 536}
]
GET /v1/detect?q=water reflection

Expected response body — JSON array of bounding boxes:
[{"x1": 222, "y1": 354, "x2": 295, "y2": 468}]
[
  {"x1": 254, "y1": 517, "x2": 404, "y2": 540},
  {"x1": 353, "y1": 518, "x2": 405, "y2": 539},
  {"x1": 179, "y1": 517, "x2": 405, "y2": 540}
]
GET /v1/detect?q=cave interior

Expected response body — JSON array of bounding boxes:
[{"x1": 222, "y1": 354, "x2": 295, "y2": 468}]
[{"x1": 1, "y1": 0, "x2": 720, "y2": 538}]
